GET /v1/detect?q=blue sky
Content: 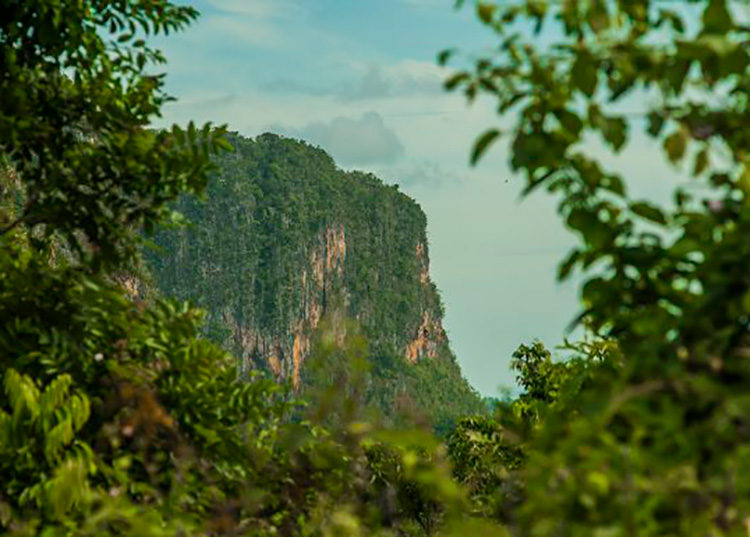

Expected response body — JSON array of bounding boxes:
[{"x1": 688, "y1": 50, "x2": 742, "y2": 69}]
[{"x1": 153, "y1": 0, "x2": 686, "y2": 395}]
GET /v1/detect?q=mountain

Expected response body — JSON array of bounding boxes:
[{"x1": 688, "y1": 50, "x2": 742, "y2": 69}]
[{"x1": 143, "y1": 133, "x2": 484, "y2": 431}]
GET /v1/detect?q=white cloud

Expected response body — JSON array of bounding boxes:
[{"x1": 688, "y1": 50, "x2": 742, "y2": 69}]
[
  {"x1": 197, "y1": 0, "x2": 312, "y2": 48},
  {"x1": 341, "y1": 65, "x2": 392, "y2": 100},
  {"x1": 342, "y1": 60, "x2": 447, "y2": 100},
  {"x1": 383, "y1": 161, "x2": 457, "y2": 188},
  {"x1": 280, "y1": 112, "x2": 406, "y2": 166},
  {"x1": 258, "y1": 60, "x2": 447, "y2": 100}
]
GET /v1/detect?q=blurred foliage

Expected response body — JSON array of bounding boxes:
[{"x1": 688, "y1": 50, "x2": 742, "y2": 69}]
[
  {"x1": 0, "y1": 1, "x2": 493, "y2": 536},
  {"x1": 0, "y1": 239, "x2": 479, "y2": 535},
  {"x1": 0, "y1": 0, "x2": 229, "y2": 270},
  {"x1": 445, "y1": 0, "x2": 750, "y2": 535},
  {"x1": 447, "y1": 338, "x2": 605, "y2": 526}
]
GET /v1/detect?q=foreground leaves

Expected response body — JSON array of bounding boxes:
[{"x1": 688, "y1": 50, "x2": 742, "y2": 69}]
[{"x1": 447, "y1": 0, "x2": 750, "y2": 535}]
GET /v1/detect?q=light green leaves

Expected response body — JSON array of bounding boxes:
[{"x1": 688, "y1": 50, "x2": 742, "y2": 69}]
[
  {"x1": 41, "y1": 457, "x2": 90, "y2": 519},
  {"x1": 5, "y1": 368, "x2": 40, "y2": 423},
  {"x1": 2, "y1": 370, "x2": 91, "y2": 464}
]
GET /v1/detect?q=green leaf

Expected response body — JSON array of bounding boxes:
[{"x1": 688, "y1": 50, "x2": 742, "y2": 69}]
[
  {"x1": 658, "y1": 9, "x2": 685, "y2": 33},
  {"x1": 647, "y1": 111, "x2": 665, "y2": 137},
  {"x1": 694, "y1": 147, "x2": 710, "y2": 176},
  {"x1": 571, "y1": 51, "x2": 599, "y2": 97},
  {"x1": 665, "y1": 59, "x2": 691, "y2": 95},
  {"x1": 630, "y1": 201, "x2": 666, "y2": 225},
  {"x1": 587, "y1": 0, "x2": 610, "y2": 34},
  {"x1": 703, "y1": 0, "x2": 732, "y2": 34},
  {"x1": 589, "y1": 106, "x2": 627, "y2": 151},
  {"x1": 601, "y1": 174, "x2": 625, "y2": 196},
  {"x1": 438, "y1": 49, "x2": 455, "y2": 66},
  {"x1": 477, "y1": 3, "x2": 497, "y2": 24},
  {"x1": 558, "y1": 249, "x2": 581, "y2": 281},
  {"x1": 471, "y1": 129, "x2": 502, "y2": 166},
  {"x1": 567, "y1": 208, "x2": 611, "y2": 248},
  {"x1": 444, "y1": 72, "x2": 469, "y2": 90},
  {"x1": 664, "y1": 130, "x2": 687, "y2": 164},
  {"x1": 587, "y1": 471, "x2": 610, "y2": 495},
  {"x1": 187, "y1": 121, "x2": 196, "y2": 144},
  {"x1": 601, "y1": 116, "x2": 627, "y2": 152},
  {"x1": 555, "y1": 109, "x2": 584, "y2": 137}
]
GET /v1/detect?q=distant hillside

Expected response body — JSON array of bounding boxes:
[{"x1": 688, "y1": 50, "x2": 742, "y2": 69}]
[{"x1": 143, "y1": 132, "x2": 484, "y2": 431}]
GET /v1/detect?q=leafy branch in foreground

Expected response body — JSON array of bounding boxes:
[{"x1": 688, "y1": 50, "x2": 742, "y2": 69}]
[
  {"x1": 447, "y1": 0, "x2": 750, "y2": 535},
  {"x1": 0, "y1": 0, "x2": 230, "y2": 269}
]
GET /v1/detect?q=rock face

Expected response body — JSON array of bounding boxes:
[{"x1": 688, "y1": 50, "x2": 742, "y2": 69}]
[{"x1": 144, "y1": 133, "x2": 456, "y2": 392}]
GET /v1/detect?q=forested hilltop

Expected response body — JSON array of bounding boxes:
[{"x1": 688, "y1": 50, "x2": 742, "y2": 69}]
[{"x1": 143, "y1": 132, "x2": 484, "y2": 430}]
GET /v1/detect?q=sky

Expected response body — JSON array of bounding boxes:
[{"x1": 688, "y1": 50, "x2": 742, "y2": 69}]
[{"x1": 152, "y1": 0, "x2": 687, "y2": 395}]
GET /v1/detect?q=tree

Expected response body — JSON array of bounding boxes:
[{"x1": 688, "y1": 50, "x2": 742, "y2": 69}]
[
  {"x1": 446, "y1": 0, "x2": 750, "y2": 535},
  {"x1": 0, "y1": 3, "x2": 496, "y2": 536},
  {"x1": 0, "y1": 0, "x2": 228, "y2": 269},
  {"x1": 447, "y1": 340, "x2": 599, "y2": 525}
]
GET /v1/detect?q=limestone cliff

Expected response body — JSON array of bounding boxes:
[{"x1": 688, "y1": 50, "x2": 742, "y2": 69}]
[{"x1": 144, "y1": 133, "x2": 482, "y2": 425}]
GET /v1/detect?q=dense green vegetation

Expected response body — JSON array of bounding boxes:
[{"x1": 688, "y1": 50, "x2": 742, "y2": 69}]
[
  {"x1": 4, "y1": 0, "x2": 750, "y2": 536},
  {"x1": 148, "y1": 132, "x2": 433, "y2": 348},
  {"x1": 0, "y1": 2, "x2": 475, "y2": 534},
  {"x1": 143, "y1": 133, "x2": 485, "y2": 431},
  {"x1": 444, "y1": 0, "x2": 750, "y2": 534}
]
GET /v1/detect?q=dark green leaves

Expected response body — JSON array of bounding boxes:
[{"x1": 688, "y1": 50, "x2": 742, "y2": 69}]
[
  {"x1": 444, "y1": 72, "x2": 469, "y2": 90},
  {"x1": 703, "y1": 0, "x2": 733, "y2": 34},
  {"x1": 589, "y1": 106, "x2": 627, "y2": 152},
  {"x1": 664, "y1": 129, "x2": 688, "y2": 164},
  {"x1": 448, "y1": 1, "x2": 750, "y2": 535},
  {"x1": 647, "y1": 111, "x2": 666, "y2": 137},
  {"x1": 471, "y1": 129, "x2": 502, "y2": 165},
  {"x1": 630, "y1": 201, "x2": 666, "y2": 225},
  {"x1": 0, "y1": 0, "x2": 228, "y2": 270},
  {"x1": 477, "y1": 3, "x2": 497, "y2": 24},
  {"x1": 567, "y1": 207, "x2": 615, "y2": 249},
  {"x1": 438, "y1": 49, "x2": 455, "y2": 66},
  {"x1": 694, "y1": 147, "x2": 710, "y2": 176},
  {"x1": 586, "y1": 0, "x2": 610, "y2": 34},
  {"x1": 571, "y1": 51, "x2": 599, "y2": 97},
  {"x1": 555, "y1": 109, "x2": 584, "y2": 138}
]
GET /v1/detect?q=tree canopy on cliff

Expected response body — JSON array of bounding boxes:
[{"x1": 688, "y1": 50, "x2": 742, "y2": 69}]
[{"x1": 143, "y1": 132, "x2": 485, "y2": 431}]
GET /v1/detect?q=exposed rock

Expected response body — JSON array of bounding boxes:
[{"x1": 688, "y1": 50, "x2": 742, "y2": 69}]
[{"x1": 145, "y1": 133, "x2": 455, "y2": 390}]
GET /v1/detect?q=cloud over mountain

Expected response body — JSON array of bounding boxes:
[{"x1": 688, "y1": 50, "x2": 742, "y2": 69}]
[{"x1": 279, "y1": 112, "x2": 405, "y2": 166}]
